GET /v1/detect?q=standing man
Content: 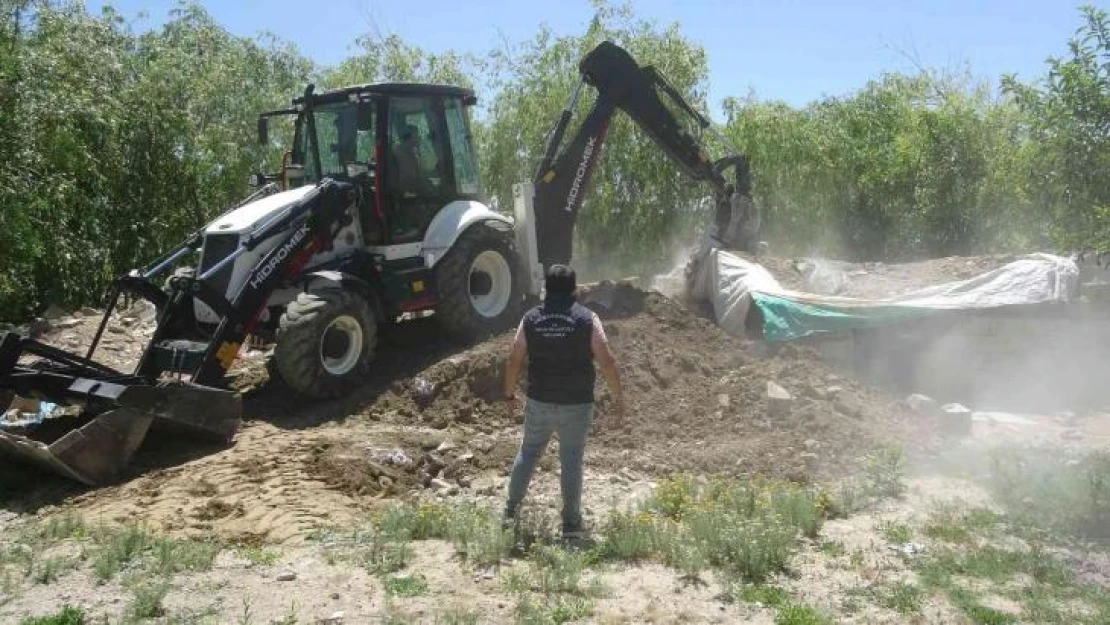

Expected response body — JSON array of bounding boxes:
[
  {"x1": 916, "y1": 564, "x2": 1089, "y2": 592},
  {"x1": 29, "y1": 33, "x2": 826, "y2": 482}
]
[{"x1": 502, "y1": 265, "x2": 625, "y2": 542}]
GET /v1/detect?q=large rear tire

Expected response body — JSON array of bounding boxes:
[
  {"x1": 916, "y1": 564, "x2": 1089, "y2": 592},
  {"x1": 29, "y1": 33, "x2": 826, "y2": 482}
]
[
  {"x1": 273, "y1": 288, "x2": 377, "y2": 398},
  {"x1": 434, "y1": 223, "x2": 521, "y2": 340}
]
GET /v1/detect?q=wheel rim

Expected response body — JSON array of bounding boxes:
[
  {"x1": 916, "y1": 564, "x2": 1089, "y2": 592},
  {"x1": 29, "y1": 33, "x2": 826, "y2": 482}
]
[
  {"x1": 469, "y1": 250, "x2": 512, "y2": 318},
  {"x1": 319, "y1": 315, "x2": 363, "y2": 375}
]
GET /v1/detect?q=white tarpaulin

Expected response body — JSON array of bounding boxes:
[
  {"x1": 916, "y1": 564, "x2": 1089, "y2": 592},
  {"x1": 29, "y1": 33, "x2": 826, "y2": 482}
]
[{"x1": 690, "y1": 250, "x2": 1080, "y2": 341}]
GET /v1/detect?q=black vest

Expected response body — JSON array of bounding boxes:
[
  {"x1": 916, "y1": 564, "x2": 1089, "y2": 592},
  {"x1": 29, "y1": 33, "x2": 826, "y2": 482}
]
[{"x1": 523, "y1": 296, "x2": 595, "y2": 404}]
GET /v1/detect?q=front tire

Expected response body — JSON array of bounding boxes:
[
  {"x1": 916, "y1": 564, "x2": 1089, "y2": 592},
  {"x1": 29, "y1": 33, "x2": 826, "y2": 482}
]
[
  {"x1": 274, "y1": 288, "x2": 377, "y2": 398},
  {"x1": 434, "y1": 223, "x2": 521, "y2": 340}
]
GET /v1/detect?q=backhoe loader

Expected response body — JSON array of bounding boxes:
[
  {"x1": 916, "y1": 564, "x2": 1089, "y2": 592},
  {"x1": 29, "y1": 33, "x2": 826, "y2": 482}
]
[{"x1": 0, "y1": 40, "x2": 759, "y2": 486}]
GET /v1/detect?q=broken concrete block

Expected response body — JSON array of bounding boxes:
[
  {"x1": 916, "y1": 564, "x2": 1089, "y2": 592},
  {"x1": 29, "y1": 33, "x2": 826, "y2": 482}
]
[
  {"x1": 766, "y1": 381, "x2": 793, "y2": 416},
  {"x1": 939, "y1": 403, "x2": 973, "y2": 436},
  {"x1": 906, "y1": 393, "x2": 940, "y2": 416},
  {"x1": 834, "y1": 396, "x2": 861, "y2": 419}
]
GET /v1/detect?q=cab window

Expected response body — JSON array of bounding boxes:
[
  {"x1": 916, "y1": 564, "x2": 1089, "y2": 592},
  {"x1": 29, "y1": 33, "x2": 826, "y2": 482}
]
[
  {"x1": 444, "y1": 96, "x2": 480, "y2": 196},
  {"x1": 388, "y1": 97, "x2": 448, "y2": 198},
  {"x1": 387, "y1": 97, "x2": 450, "y2": 241}
]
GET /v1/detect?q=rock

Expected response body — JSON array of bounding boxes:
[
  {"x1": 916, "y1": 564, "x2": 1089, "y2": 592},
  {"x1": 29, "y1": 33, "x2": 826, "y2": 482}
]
[
  {"x1": 939, "y1": 403, "x2": 973, "y2": 436},
  {"x1": 457, "y1": 476, "x2": 472, "y2": 488},
  {"x1": 436, "y1": 440, "x2": 457, "y2": 453},
  {"x1": 27, "y1": 318, "x2": 49, "y2": 336},
  {"x1": 889, "y1": 542, "x2": 925, "y2": 556},
  {"x1": 458, "y1": 452, "x2": 475, "y2": 463},
  {"x1": 430, "y1": 478, "x2": 454, "y2": 492},
  {"x1": 79, "y1": 306, "x2": 99, "y2": 317},
  {"x1": 799, "y1": 452, "x2": 818, "y2": 463},
  {"x1": 906, "y1": 394, "x2": 940, "y2": 416},
  {"x1": 834, "y1": 396, "x2": 861, "y2": 419},
  {"x1": 766, "y1": 381, "x2": 793, "y2": 416},
  {"x1": 412, "y1": 377, "x2": 436, "y2": 408},
  {"x1": 131, "y1": 300, "x2": 157, "y2": 321},
  {"x1": 803, "y1": 439, "x2": 820, "y2": 451},
  {"x1": 107, "y1": 325, "x2": 126, "y2": 334},
  {"x1": 717, "y1": 394, "x2": 731, "y2": 409},
  {"x1": 330, "y1": 592, "x2": 341, "y2": 600},
  {"x1": 121, "y1": 316, "x2": 138, "y2": 327},
  {"x1": 618, "y1": 467, "x2": 638, "y2": 482},
  {"x1": 276, "y1": 571, "x2": 297, "y2": 581},
  {"x1": 825, "y1": 385, "x2": 843, "y2": 398},
  {"x1": 54, "y1": 317, "x2": 81, "y2": 329},
  {"x1": 318, "y1": 610, "x2": 344, "y2": 624},
  {"x1": 42, "y1": 305, "x2": 66, "y2": 320},
  {"x1": 377, "y1": 476, "x2": 394, "y2": 490},
  {"x1": 804, "y1": 385, "x2": 827, "y2": 400}
]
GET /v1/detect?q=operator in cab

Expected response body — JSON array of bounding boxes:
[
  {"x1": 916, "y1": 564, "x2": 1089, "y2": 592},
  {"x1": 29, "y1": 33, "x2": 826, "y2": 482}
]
[
  {"x1": 393, "y1": 124, "x2": 425, "y2": 195},
  {"x1": 501, "y1": 265, "x2": 625, "y2": 545}
]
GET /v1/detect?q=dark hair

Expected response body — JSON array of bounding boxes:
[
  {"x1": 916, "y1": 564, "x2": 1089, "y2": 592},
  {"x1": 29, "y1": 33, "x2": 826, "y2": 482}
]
[{"x1": 544, "y1": 264, "x2": 576, "y2": 294}]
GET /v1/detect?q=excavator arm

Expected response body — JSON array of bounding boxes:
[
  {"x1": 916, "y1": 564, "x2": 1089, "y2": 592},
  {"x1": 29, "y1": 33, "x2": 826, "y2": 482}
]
[{"x1": 529, "y1": 41, "x2": 759, "y2": 268}]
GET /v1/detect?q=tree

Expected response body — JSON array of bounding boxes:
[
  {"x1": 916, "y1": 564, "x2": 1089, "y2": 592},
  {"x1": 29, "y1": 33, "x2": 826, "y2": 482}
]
[{"x1": 1004, "y1": 4, "x2": 1110, "y2": 253}]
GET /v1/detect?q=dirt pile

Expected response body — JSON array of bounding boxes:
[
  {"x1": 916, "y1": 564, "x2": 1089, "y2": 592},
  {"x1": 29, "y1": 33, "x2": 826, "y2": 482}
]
[
  {"x1": 324, "y1": 282, "x2": 914, "y2": 485},
  {"x1": 2, "y1": 281, "x2": 920, "y2": 543}
]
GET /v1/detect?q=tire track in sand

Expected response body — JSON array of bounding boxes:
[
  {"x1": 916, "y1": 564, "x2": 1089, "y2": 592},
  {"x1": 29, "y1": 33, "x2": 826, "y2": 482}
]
[{"x1": 66, "y1": 421, "x2": 365, "y2": 544}]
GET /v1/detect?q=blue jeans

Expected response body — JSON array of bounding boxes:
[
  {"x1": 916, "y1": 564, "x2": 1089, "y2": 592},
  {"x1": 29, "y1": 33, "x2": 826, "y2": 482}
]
[{"x1": 505, "y1": 398, "x2": 594, "y2": 532}]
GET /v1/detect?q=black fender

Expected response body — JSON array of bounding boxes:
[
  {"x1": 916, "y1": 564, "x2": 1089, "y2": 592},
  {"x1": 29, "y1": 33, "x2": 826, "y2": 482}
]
[{"x1": 301, "y1": 270, "x2": 386, "y2": 323}]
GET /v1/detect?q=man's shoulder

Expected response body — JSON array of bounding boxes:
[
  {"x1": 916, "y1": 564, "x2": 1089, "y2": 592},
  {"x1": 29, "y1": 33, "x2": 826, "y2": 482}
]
[{"x1": 571, "y1": 302, "x2": 600, "y2": 321}]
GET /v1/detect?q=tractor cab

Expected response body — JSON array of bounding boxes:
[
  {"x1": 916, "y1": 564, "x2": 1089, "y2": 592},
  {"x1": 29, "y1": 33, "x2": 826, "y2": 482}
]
[{"x1": 258, "y1": 83, "x2": 483, "y2": 245}]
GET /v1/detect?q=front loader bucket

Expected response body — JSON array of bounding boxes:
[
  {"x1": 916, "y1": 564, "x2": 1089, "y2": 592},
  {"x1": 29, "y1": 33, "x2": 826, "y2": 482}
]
[
  {"x1": 0, "y1": 333, "x2": 242, "y2": 486},
  {"x1": 0, "y1": 409, "x2": 155, "y2": 485},
  {"x1": 0, "y1": 383, "x2": 241, "y2": 486}
]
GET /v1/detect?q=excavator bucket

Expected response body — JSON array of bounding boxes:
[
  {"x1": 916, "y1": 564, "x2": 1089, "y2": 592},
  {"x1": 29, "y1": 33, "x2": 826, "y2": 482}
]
[{"x1": 0, "y1": 332, "x2": 242, "y2": 486}]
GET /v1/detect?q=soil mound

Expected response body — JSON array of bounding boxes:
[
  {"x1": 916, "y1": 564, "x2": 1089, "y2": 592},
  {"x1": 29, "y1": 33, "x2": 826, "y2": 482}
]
[
  {"x1": 334, "y1": 282, "x2": 912, "y2": 484},
  {"x1": 5, "y1": 283, "x2": 916, "y2": 542}
]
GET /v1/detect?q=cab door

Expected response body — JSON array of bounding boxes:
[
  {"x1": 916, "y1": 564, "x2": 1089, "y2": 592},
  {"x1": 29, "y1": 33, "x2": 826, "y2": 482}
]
[{"x1": 384, "y1": 96, "x2": 454, "y2": 243}]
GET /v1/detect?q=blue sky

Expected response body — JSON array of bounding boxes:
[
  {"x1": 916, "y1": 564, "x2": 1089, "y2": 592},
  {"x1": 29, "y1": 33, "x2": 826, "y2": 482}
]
[{"x1": 86, "y1": 0, "x2": 1102, "y2": 111}]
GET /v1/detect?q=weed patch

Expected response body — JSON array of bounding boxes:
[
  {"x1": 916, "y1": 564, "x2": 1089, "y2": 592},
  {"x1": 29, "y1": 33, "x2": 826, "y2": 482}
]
[
  {"x1": 875, "y1": 581, "x2": 923, "y2": 614},
  {"x1": 774, "y1": 601, "x2": 833, "y2": 625},
  {"x1": 595, "y1": 476, "x2": 825, "y2": 583},
  {"x1": 239, "y1": 546, "x2": 280, "y2": 567},
  {"x1": 89, "y1": 524, "x2": 219, "y2": 581},
  {"x1": 913, "y1": 540, "x2": 1110, "y2": 624},
  {"x1": 31, "y1": 556, "x2": 74, "y2": 585},
  {"x1": 385, "y1": 573, "x2": 429, "y2": 597},
  {"x1": 19, "y1": 606, "x2": 86, "y2": 625},
  {"x1": 434, "y1": 605, "x2": 480, "y2": 625},
  {"x1": 988, "y1": 449, "x2": 1110, "y2": 544},
  {"x1": 876, "y1": 521, "x2": 913, "y2": 544},
  {"x1": 333, "y1": 501, "x2": 514, "y2": 570},
  {"x1": 732, "y1": 583, "x2": 789, "y2": 607},
  {"x1": 860, "y1": 445, "x2": 906, "y2": 500},
  {"x1": 125, "y1": 580, "x2": 170, "y2": 621}
]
